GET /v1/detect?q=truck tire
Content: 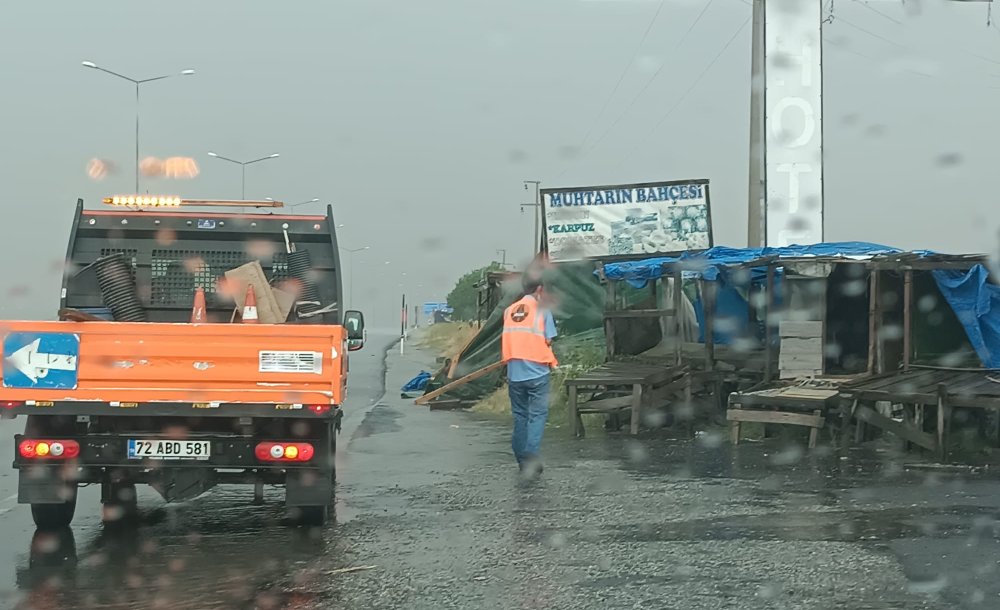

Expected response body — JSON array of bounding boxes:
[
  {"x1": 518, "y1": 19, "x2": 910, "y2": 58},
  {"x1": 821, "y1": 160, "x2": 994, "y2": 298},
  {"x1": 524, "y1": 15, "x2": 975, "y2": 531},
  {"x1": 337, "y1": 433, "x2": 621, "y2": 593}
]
[{"x1": 31, "y1": 497, "x2": 77, "y2": 530}]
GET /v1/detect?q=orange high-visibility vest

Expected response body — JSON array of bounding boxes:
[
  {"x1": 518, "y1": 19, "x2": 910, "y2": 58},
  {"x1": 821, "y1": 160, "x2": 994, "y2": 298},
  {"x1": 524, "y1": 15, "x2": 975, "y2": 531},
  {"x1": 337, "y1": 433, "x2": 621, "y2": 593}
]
[{"x1": 501, "y1": 295, "x2": 558, "y2": 367}]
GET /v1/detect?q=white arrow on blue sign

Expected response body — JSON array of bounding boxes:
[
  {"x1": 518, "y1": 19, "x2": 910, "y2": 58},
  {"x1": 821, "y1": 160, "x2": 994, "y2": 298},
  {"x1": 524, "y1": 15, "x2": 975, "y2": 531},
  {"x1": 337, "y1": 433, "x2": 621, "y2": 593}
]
[{"x1": 2, "y1": 332, "x2": 80, "y2": 389}]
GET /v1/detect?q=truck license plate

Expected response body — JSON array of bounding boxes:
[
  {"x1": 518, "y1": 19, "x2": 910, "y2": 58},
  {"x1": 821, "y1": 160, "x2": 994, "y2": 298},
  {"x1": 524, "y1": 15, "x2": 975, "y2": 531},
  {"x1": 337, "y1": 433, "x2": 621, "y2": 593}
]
[{"x1": 128, "y1": 439, "x2": 210, "y2": 460}]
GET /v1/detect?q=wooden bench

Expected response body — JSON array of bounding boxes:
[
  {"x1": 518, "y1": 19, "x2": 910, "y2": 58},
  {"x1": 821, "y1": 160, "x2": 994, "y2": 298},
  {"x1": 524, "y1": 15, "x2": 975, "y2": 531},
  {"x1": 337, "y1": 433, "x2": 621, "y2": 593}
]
[{"x1": 566, "y1": 362, "x2": 690, "y2": 437}]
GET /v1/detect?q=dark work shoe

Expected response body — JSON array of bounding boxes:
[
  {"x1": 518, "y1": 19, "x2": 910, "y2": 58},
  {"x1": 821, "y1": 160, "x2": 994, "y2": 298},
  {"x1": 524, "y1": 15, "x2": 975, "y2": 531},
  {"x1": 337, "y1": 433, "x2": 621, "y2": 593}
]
[{"x1": 520, "y1": 460, "x2": 543, "y2": 479}]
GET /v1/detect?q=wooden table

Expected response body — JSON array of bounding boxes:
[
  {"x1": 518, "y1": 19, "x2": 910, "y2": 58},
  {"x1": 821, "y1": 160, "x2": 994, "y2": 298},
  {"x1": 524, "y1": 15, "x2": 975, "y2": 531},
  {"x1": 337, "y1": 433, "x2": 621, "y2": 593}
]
[
  {"x1": 840, "y1": 368, "x2": 1000, "y2": 461},
  {"x1": 727, "y1": 384, "x2": 841, "y2": 449},
  {"x1": 565, "y1": 362, "x2": 690, "y2": 437}
]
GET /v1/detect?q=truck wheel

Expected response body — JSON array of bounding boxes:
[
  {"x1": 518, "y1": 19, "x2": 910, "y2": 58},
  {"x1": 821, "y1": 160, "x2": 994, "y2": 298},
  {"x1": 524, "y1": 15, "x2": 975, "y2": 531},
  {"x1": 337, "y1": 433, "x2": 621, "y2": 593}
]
[
  {"x1": 31, "y1": 497, "x2": 77, "y2": 530},
  {"x1": 102, "y1": 483, "x2": 138, "y2": 524}
]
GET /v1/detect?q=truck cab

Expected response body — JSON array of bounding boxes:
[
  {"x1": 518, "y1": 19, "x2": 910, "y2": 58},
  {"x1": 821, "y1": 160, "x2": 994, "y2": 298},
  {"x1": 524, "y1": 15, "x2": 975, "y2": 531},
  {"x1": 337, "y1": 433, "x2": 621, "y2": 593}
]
[{"x1": 1, "y1": 197, "x2": 364, "y2": 528}]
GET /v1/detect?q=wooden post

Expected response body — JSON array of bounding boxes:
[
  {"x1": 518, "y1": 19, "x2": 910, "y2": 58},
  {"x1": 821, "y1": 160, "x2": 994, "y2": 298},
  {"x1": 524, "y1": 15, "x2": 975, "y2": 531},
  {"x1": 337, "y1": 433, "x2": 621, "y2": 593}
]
[
  {"x1": 867, "y1": 269, "x2": 878, "y2": 374},
  {"x1": 808, "y1": 409, "x2": 822, "y2": 449},
  {"x1": 855, "y1": 400, "x2": 865, "y2": 444},
  {"x1": 673, "y1": 270, "x2": 683, "y2": 367},
  {"x1": 604, "y1": 280, "x2": 616, "y2": 361},
  {"x1": 936, "y1": 385, "x2": 949, "y2": 462},
  {"x1": 703, "y1": 280, "x2": 716, "y2": 371},
  {"x1": 629, "y1": 383, "x2": 644, "y2": 435},
  {"x1": 903, "y1": 270, "x2": 913, "y2": 371},
  {"x1": 840, "y1": 398, "x2": 858, "y2": 450},
  {"x1": 764, "y1": 263, "x2": 776, "y2": 382},
  {"x1": 569, "y1": 384, "x2": 582, "y2": 438},
  {"x1": 818, "y1": 276, "x2": 828, "y2": 375},
  {"x1": 684, "y1": 372, "x2": 694, "y2": 438},
  {"x1": 730, "y1": 400, "x2": 742, "y2": 446}
]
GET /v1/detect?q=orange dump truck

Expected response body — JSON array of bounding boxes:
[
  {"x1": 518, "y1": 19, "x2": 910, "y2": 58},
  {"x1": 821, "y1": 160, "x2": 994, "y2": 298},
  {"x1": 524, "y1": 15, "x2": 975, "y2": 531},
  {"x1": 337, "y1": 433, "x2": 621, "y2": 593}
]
[{"x1": 0, "y1": 197, "x2": 366, "y2": 528}]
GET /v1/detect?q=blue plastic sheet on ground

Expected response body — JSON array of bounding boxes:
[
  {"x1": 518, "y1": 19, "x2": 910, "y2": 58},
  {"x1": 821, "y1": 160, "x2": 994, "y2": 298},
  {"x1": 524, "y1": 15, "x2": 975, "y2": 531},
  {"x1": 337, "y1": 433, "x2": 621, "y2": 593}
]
[
  {"x1": 602, "y1": 242, "x2": 902, "y2": 287},
  {"x1": 402, "y1": 371, "x2": 432, "y2": 393},
  {"x1": 932, "y1": 264, "x2": 1000, "y2": 369}
]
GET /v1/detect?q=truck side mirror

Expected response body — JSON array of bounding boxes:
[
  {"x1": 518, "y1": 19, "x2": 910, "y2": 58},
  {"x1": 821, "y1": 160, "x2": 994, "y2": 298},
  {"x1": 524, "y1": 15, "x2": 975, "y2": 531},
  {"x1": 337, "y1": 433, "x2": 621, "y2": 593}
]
[{"x1": 344, "y1": 310, "x2": 365, "y2": 351}]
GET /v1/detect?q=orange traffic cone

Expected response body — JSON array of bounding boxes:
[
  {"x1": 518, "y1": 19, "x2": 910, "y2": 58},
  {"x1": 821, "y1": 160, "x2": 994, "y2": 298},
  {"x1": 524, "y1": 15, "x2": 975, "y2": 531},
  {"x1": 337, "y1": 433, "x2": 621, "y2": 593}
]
[
  {"x1": 190, "y1": 287, "x2": 207, "y2": 323},
  {"x1": 242, "y1": 285, "x2": 259, "y2": 324}
]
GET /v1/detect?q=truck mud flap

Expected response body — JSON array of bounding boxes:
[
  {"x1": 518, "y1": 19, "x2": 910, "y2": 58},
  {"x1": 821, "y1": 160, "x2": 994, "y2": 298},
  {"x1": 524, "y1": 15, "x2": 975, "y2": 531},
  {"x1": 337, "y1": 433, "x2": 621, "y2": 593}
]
[
  {"x1": 285, "y1": 469, "x2": 332, "y2": 507},
  {"x1": 18, "y1": 465, "x2": 76, "y2": 504}
]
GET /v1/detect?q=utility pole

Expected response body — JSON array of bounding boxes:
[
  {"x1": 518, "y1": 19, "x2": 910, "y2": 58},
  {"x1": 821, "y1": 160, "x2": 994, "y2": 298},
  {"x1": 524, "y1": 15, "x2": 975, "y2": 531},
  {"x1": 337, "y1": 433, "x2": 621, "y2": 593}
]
[
  {"x1": 747, "y1": 0, "x2": 765, "y2": 248},
  {"x1": 521, "y1": 180, "x2": 542, "y2": 255}
]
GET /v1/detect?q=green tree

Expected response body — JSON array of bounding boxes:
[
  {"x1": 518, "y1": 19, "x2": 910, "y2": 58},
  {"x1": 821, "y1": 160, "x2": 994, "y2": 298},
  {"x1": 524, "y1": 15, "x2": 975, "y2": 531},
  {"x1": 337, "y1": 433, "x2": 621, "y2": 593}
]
[{"x1": 447, "y1": 262, "x2": 502, "y2": 321}]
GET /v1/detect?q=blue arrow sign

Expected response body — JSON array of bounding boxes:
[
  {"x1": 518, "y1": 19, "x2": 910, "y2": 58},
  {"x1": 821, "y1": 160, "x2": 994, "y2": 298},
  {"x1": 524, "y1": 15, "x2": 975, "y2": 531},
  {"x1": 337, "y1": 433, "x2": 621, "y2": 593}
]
[{"x1": 2, "y1": 332, "x2": 80, "y2": 390}]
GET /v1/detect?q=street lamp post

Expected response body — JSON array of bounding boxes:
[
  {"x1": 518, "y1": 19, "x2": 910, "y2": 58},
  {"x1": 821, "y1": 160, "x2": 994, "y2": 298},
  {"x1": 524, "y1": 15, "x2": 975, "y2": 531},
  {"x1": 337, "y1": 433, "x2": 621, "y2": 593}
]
[
  {"x1": 207, "y1": 152, "x2": 280, "y2": 200},
  {"x1": 340, "y1": 245, "x2": 370, "y2": 309},
  {"x1": 81, "y1": 61, "x2": 195, "y2": 193}
]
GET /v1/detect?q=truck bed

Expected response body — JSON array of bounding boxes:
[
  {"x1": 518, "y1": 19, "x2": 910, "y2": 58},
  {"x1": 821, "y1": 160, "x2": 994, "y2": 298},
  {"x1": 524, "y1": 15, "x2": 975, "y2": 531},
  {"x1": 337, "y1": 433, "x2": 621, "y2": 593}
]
[{"x1": 0, "y1": 321, "x2": 346, "y2": 411}]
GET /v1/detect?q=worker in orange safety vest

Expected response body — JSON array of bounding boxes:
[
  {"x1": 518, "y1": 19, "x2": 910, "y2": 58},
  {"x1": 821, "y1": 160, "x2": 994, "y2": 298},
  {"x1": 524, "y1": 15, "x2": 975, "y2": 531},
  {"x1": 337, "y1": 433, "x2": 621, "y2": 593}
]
[{"x1": 501, "y1": 273, "x2": 557, "y2": 477}]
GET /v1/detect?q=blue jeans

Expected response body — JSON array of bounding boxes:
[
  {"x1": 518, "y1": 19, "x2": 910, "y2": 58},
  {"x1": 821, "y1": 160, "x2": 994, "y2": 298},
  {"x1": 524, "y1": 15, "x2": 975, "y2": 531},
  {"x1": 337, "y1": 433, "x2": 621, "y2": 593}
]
[{"x1": 508, "y1": 374, "x2": 550, "y2": 464}]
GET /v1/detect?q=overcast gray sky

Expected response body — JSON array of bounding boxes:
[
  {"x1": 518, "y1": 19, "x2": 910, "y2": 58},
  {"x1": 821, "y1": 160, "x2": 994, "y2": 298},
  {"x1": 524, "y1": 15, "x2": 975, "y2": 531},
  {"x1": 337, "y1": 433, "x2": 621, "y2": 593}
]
[{"x1": 1, "y1": 0, "x2": 997, "y2": 328}]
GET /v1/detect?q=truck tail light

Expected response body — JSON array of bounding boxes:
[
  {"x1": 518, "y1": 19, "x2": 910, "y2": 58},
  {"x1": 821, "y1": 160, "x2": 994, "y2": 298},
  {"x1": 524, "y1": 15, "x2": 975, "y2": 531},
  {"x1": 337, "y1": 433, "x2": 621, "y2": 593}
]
[
  {"x1": 2, "y1": 401, "x2": 23, "y2": 409},
  {"x1": 254, "y1": 442, "x2": 314, "y2": 462},
  {"x1": 19, "y1": 440, "x2": 80, "y2": 460},
  {"x1": 307, "y1": 404, "x2": 331, "y2": 415}
]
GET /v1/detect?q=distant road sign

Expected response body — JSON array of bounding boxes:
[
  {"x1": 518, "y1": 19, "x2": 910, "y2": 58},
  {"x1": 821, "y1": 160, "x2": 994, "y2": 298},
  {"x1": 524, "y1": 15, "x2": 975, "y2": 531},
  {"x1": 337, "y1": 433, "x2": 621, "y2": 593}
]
[
  {"x1": 422, "y1": 302, "x2": 451, "y2": 315},
  {"x1": 2, "y1": 332, "x2": 80, "y2": 389}
]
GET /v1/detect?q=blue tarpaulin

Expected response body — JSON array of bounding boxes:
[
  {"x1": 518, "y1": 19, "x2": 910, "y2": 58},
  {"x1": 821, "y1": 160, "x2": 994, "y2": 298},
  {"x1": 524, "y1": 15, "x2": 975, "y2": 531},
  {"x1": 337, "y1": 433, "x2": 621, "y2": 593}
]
[
  {"x1": 694, "y1": 285, "x2": 751, "y2": 345},
  {"x1": 932, "y1": 264, "x2": 1000, "y2": 369},
  {"x1": 601, "y1": 242, "x2": 902, "y2": 287},
  {"x1": 402, "y1": 371, "x2": 432, "y2": 393}
]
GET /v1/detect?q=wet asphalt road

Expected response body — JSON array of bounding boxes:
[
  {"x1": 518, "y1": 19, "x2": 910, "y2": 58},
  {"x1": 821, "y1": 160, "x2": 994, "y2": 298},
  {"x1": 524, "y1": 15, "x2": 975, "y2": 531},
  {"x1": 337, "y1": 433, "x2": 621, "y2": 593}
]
[{"x1": 5, "y1": 335, "x2": 1000, "y2": 608}]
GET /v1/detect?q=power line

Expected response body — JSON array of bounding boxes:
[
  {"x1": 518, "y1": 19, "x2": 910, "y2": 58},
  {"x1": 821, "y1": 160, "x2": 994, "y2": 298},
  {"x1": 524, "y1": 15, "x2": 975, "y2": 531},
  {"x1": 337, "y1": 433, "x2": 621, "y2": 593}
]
[
  {"x1": 835, "y1": 15, "x2": 906, "y2": 48},
  {"x1": 648, "y1": 16, "x2": 750, "y2": 134},
  {"x1": 614, "y1": 15, "x2": 751, "y2": 169},
  {"x1": 825, "y1": 36, "x2": 878, "y2": 61},
  {"x1": 852, "y1": 0, "x2": 904, "y2": 26},
  {"x1": 577, "y1": 0, "x2": 668, "y2": 150},
  {"x1": 580, "y1": 0, "x2": 720, "y2": 158}
]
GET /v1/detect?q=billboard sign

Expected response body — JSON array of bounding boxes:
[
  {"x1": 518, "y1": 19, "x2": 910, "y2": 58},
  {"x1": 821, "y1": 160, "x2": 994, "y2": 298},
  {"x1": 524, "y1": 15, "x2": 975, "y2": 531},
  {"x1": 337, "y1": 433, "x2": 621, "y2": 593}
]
[
  {"x1": 541, "y1": 179, "x2": 712, "y2": 262},
  {"x1": 764, "y1": 0, "x2": 824, "y2": 246}
]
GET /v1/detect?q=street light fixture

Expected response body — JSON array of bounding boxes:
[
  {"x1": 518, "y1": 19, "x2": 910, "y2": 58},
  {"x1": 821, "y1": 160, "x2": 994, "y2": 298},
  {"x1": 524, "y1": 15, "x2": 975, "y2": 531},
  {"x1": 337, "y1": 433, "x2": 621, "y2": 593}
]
[
  {"x1": 81, "y1": 61, "x2": 195, "y2": 192},
  {"x1": 340, "y1": 245, "x2": 370, "y2": 309},
  {"x1": 208, "y1": 152, "x2": 280, "y2": 200}
]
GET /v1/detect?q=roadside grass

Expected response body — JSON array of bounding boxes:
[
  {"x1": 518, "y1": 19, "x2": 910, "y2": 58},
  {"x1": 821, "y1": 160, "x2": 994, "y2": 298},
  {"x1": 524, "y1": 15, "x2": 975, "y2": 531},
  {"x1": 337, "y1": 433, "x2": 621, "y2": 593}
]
[{"x1": 412, "y1": 322, "x2": 477, "y2": 360}]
